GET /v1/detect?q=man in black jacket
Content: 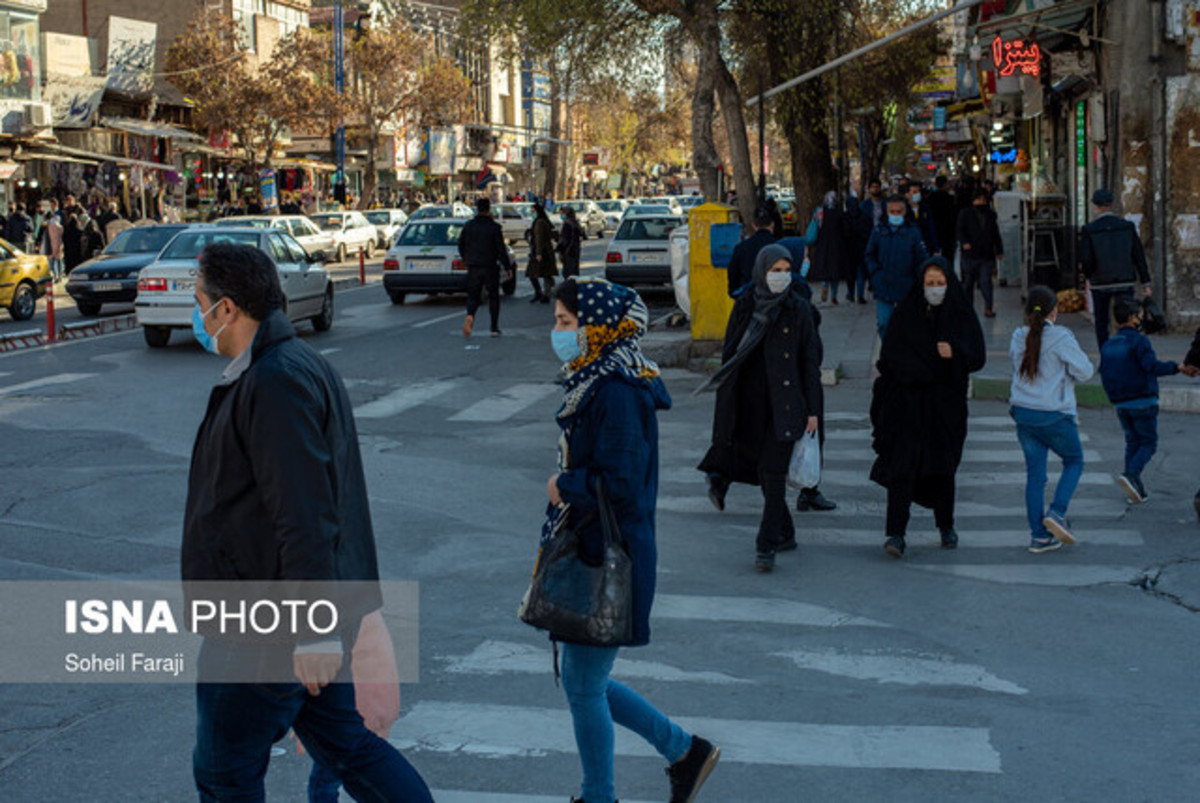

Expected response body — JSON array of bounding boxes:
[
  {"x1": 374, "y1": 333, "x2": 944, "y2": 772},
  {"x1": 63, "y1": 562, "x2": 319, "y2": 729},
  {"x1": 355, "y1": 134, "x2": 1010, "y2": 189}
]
[
  {"x1": 184, "y1": 244, "x2": 432, "y2": 802},
  {"x1": 1080, "y1": 188, "x2": 1152, "y2": 348},
  {"x1": 726, "y1": 206, "x2": 776, "y2": 297},
  {"x1": 458, "y1": 196, "x2": 514, "y2": 337},
  {"x1": 926, "y1": 175, "x2": 958, "y2": 257},
  {"x1": 956, "y1": 189, "x2": 1004, "y2": 317}
]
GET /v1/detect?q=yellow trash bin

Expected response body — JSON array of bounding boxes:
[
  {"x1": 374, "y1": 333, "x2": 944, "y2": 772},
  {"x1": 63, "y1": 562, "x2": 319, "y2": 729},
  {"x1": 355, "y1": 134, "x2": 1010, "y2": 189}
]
[{"x1": 688, "y1": 203, "x2": 741, "y2": 342}]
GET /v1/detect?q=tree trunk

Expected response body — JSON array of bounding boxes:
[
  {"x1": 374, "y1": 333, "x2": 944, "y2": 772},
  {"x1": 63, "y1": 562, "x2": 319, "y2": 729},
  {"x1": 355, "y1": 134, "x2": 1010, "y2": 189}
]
[
  {"x1": 560, "y1": 60, "x2": 575, "y2": 199},
  {"x1": 713, "y1": 60, "x2": 757, "y2": 225},
  {"x1": 543, "y1": 61, "x2": 563, "y2": 199},
  {"x1": 361, "y1": 125, "x2": 379, "y2": 210},
  {"x1": 786, "y1": 122, "x2": 835, "y2": 223},
  {"x1": 691, "y1": 34, "x2": 720, "y2": 202}
]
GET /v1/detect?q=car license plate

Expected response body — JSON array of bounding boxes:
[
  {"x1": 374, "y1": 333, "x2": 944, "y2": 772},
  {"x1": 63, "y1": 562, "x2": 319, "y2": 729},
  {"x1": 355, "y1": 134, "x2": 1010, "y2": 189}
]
[
  {"x1": 632, "y1": 253, "x2": 663, "y2": 265},
  {"x1": 406, "y1": 259, "x2": 446, "y2": 273},
  {"x1": 93, "y1": 282, "x2": 122, "y2": 292},
  {"x1": 172, "y1": 280, "x2": 195, "y2": 292}
]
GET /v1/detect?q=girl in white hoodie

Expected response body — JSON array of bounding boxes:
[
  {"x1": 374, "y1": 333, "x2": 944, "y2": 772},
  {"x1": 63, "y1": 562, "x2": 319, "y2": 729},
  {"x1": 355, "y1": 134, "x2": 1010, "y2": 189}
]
[{"x1": 1010, "y1": 286, "x2": 1095, "y2": 553}]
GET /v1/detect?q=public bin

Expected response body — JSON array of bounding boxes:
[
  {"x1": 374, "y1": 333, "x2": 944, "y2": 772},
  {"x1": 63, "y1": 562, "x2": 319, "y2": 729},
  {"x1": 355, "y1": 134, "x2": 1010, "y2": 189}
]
[{"x1": 688, "y1": 203, "x2": 740, "y2": 342}]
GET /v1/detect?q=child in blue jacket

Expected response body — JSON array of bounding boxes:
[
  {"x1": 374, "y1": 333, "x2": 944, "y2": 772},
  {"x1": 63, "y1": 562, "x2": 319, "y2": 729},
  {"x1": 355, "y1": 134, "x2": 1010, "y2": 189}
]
[{"x1": 1099, "y1": 298, "x2": 1179, "y2": 503}]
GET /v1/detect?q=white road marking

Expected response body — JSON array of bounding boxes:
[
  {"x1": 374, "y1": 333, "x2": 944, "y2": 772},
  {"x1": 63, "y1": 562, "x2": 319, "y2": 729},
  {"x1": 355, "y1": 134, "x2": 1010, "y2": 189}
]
[
  {"x1": 0, "y1": 373, "x2": 96, "y2": 397},
  {"x1": 907, "y1": 563, "x2": 1144, "y2": 586},
  {"x1": 825, "y1": 429, "x2": 1090, "y2": 443},
  {"x1": 774, "y1": 648, "x2": 1027, "y2": 695},
  {"x1": 728, "y1": 527, "x2": 1144, "y2": 549},
  {"x1": 655, "y1": 497, "x2": 1131, "y2": 519},
  {"x1": 448, "y1": 383, "x2": 558, "y2": 422},
  {"x1": 659, "y1": 467, "x2": 1114, "y2": 487},
  {"x1": 824, "y1": 412, "x2": 870, "y2": 423},
  {"x1": 444, "y1": 640, "x2": 749, "y2": 685},
  {"x1": 652, "y1": 594, "x2": 888, "y2": 628},
  {"x1": 432, "y1": 792, "x2": 654, "y2": 803},
  {"x1": 827, "y1": 448, "x2": 1103, "y2": 464},
  {"x1": 353, "y1": 380, "x2": 457, "y2": 419},
  {"x1": 393, "y1": 702, "x2": 1001, "y2": 773},
  {"x1": 411, "y1": 310, "x2": 466, "y2": 329}
]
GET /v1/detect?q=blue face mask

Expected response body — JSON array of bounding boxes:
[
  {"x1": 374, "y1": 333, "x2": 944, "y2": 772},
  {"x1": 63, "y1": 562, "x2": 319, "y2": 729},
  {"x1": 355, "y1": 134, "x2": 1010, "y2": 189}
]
[
  {"x1": 552, "y1": 328, "x2": 582, "y2": 363},
  {"x1": 887, "y1": 214, "x2": 905, "y2": 227},
  {"x1": 192, "y1": 299, "x2": 225, "y2": 355}
]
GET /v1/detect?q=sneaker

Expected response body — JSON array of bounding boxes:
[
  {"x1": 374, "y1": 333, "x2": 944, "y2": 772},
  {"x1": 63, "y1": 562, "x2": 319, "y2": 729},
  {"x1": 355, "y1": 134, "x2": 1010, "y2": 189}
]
[
  {"x1": 667, "y1": 736, "x2": 721, "y2": 803},
  {"x1": 462, "y1": 314, "x2": 474, "y2": 338},
  {"x1": 884, "y1": 535, "x2": 905, "y2": 558},
  {"x1": 1117, "y1": 474, "x2": 1144, "y2": 504},
  {"x1": 796, "y1": 490, "x2": 837, "y2": 512},
  {"x1": 754, "y1": 552, "x2": 775, "y2": 572},
  {"x1": 940, "y1": 527, "x2": 958, "y2": 549},
  {"x1": 1028, "y1": 536, "x2": 1062, "y2": 554},
  {"x1": 706, "y1": 476, "x2": 728, "y2": 512},
  {"x1": 1042, "y1": 511, "x2": 1076, "y2": 545},
  {"x1": 1134, "y1": 477, "x2": 1149, "y2": 502}
]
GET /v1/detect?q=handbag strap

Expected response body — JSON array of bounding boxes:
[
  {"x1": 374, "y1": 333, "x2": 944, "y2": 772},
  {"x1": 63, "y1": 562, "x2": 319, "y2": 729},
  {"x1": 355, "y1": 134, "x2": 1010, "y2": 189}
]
[{"x1": 593, "y1": 477, "x2": 624, "y2": 550}]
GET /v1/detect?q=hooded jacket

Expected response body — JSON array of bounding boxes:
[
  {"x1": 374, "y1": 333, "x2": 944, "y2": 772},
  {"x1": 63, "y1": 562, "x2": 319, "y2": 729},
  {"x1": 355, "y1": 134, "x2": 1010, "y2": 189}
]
[{"x1": 1009, "y1": 323, "x2": 1094, "y2": 415}]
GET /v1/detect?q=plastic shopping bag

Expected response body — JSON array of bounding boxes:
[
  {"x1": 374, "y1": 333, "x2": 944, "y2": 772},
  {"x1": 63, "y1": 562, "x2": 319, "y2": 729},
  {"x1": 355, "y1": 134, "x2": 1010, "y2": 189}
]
[{"x1": 787, "y1": 431, "x2": 821, "y2": 490}]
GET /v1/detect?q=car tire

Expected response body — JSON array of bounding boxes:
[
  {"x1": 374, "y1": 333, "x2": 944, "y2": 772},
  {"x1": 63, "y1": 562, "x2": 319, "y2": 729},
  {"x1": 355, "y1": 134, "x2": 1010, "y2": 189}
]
[
  {"x1": 388, "y1": 290, "x2": 406, "y2": 305},
  {"x1": 76, "y1": 301, "x2": 101, "y2": 317},
  {"x1": 336, "y1": 243, "x2": 346, "y2": 263},
  {"x1": 8, "y1": 282, "x2": 36, "y2": 321},
  {"x1": 143, "y1": 326, "x2": 171, "y2": 348},
  {"x1": 364, "y1": 240, "x2": 374, "y2": 259},
  {"x1": 311, "y1": 287, "x2": 334, "y2": 332}
]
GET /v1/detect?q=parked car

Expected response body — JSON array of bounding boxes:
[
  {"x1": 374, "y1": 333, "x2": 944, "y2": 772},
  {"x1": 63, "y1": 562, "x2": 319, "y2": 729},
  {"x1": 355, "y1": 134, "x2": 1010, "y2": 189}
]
[
  {"x1": 595, "y1": 199, "x2": 630, "y2": 231},
  {"x1": 647, "y1": 196, "x2": 684, "y2": 215},
  {"x1": 493, "y1": 203, "x2": 536, "y2": 244},
  {"x1": 622, "y1": 203, "x2": 674, "y2": 219},
  {"x1": 604, "y1": 214, "x2": 684, "y2": 287},
  {"x1": 381, "y1": 218, "x2": 517, "y2": 305},
  {"x1": 309, "y1": 211, "x2": 378, "y2": 262},
  {"x1": 408, "y1": 203, "x2": 474, "y2": 222},
  {"x1": 0, "y1": 237, "x2": 50, "y2": 321},
  {"x1": 135, "y1": 227, "x2": 333, "y2": 348},
  {"x1": 557, "y1": 199, "x2": 607, "y2": 237},
  {"x1": 66, "y1": 224, "x2": 197, "y2": 316},
  {"x1": 500, "y1": 203, "x2": 562, "y2": 241},
  {"x1": 676, "y1": 195, "x2": 705, "y2": 209},
  {"x1": 364, "y1": 208, "x2": 410, "y2": 248},
  {"x1": 217, "y1": 215, "x2": 336, "y2": 260}
]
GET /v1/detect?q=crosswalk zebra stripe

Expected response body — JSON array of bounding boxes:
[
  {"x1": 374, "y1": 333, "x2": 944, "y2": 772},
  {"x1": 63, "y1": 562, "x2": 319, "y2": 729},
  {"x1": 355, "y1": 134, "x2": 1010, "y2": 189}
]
[
  {"x1": 431, "y1": 793, "x2": 654, "y2": 803},
  {"x1": 773, "y1": 648, "x2": 1028, "y2": 695},
  {"x1": 0, "y1": 372, "x2": 96, "y2": 396},
  {"x1": 825, "y1": 429, "x2": 1091, "y2": 443},
  {"x1": 824, "y1": 448, "x2": 1104, "y2": 464},
  {"x1": 658, "y1": 467, "x2": 1115, "y2": 487},
  {"x1": 392, "y1": 702, "x2": 1002, "y2": 773},
  {"x1": 906, "y1": 563, "x2": 1144, "y2": 586},
  {"x1": 448, "y1": 383, "x2": 559, "y2": 422},
  {"x1": 443, "y1": 640, "x2": 750, "y2": 685},
  {"x1": 726, "y1": 527, "x2": 1144, "y2": 548},
  {"x1": 652, "y1": 594, "x2": 888, "y2": 628},
  {"x1": 353, "y1": 380, "x2": 458, "y2": 419},
  {"x1": 654, "y1": 496, "x2": 1131, "y2": 518}
]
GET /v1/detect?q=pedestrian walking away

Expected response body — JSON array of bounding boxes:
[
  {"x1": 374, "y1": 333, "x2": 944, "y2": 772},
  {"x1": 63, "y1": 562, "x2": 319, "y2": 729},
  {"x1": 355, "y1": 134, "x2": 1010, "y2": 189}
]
[
  {"x1": 926, "y1": 175, "x2": 958, "y2": 258},
  {"x1": 1098, "y1": 298, "x2": 1179, "y2": 504},
  {"x1": 558, "y1": 206, "x2": 585, "y2": 279},
  {"x1": 956, "y1": 189, "x2": 1004, "y2": 317},
  {"x1": 865, "y1": 195, "x2": 929, "y2": 339},
  {"x1": 698, "y1": 244, "x2": 823, "y2": 572},
  {"x1": 545, "y1": 277, "x2": 720, "y2": 803},
  {"x1": 528, "y1": 202, "x2": 559, "y2": 303},
  {"x1": 459, "y1": 196, "x2": 515, "y2": 338},
  {"x1": 1079, "y1": 188, "x2": 1152, "y2": 349},
  {"x1": 725, "y1": 206, "x2": 776, "y2": 297},
  {"x1": 902, "y1": 182, "x2": 939, "y2": 255},
  {"x1": 183, "y1": 243, "x2": 432, "y2": 802},
  {"x1": 870, "y1": 256, "x2": 986, "y2": 558},
  {"x1": 1009, "y1": 286, "x2": 1096, "y2": 554},
  {"x1": 807, "y1": 191, "x2": 853, "y2": 305}
]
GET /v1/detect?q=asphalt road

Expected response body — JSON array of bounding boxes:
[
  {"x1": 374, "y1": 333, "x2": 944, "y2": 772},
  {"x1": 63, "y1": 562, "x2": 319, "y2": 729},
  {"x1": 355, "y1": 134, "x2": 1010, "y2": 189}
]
[{"x1": 0, "y1": 236, "x2": 1198, "y2": 801}]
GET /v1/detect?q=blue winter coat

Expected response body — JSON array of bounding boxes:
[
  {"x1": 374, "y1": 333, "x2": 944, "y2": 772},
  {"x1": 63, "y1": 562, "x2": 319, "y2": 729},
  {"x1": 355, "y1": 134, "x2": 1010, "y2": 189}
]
[
  {"x1": 555, "y1": 372, "x2": 672, "y2": 647},
  {"x1": 1099, "y1": 326, "x2": 1178, "y2": 404},
  {"x1": 865, "y1": 222, "x2": 929, "y2": 303}
]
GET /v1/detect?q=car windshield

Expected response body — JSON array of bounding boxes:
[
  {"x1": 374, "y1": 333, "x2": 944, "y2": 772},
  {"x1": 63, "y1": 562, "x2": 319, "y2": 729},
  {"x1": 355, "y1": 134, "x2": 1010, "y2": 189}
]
[
  {"x1": 627, "y1": 205, "x2": 671, "y2": 216},
  {"x1": 678, "y1": 196, "x2": 704, "y2": 207},
  {"x1": 411, "y1": 207, "x2": 451, "y2": 220},
  {"x1": 310, "y1": 215, "x2": 344, "y2": 230},
  {"x1": 104, "y1": 227, "x2": 181, "y2": 255},
  {"x1": 217, "y1": 217, "x2": 271, "y2": 229},
  {"x1": 160, "y1": 231, "x2": 260, "y2": 260},
  {"x1": 596, "y1": 201, "x2": 623, "y2": 212},
  {"x1": 615, "y1": 217, "x2": 680, "y2": 241},
  {"x1": 396, "y1": 222, "x2": 464, "y2": 246},
  {"x1": 364, "y1": 211, "x2": 393, "y2": 225}
]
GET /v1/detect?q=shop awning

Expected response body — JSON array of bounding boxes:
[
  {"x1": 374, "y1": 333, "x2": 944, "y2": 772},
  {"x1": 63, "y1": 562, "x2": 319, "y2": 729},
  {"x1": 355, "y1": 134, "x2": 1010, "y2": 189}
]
[
  {"x1": 274, "y1": 158, "x2": 338, "y2": 172},
  {"x1": 100, "y1": 117, "x2": 203, "y2": 142},
  {"x1": 970, "y1": 0, "x2": 1104, "y2": 47},
  {"x1": 24, "y1": 144, "x2": 180, "y2": 173}
]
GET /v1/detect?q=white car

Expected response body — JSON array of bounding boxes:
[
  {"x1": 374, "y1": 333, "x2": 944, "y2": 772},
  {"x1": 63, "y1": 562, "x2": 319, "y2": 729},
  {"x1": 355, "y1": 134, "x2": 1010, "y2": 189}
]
[
  {"x1": 647, "y1": 196, "x2": 684, "y2": 215},
  {"x1": 381, "y1": 218, "x2": 517, "y2": 305},
  {"x1": 135, "y1": 227, "x2": 333, "y2": 348},
  {"x1": 558, "y1": 199, "x2": 607, "y2": 237},
  {"x1": 216, "y1": 215, "x2": 335, "y2": 260},
  {"x1": 493, "y1": 203, "x2": 536, "y2": 244},
  {"x1": 363, "y1": 208, "x2": 410, "y2": 248},
  {"x1": 623, "y1": 203, "x2": 674, "y2": 219},
  {"x1": 604, "y1": 214, "x2": 684, "y2": 287},
  {"x1": 676, "y1": 195, "x2": 705, "y2": 210},
  {"x1": 595, "y1": 199, "x2": 630, "y2": 230},
  {"x1": 309, "y1": 211, "x2": 379, "y2": 262},
  {"x1": 408, "y1": 203, "x2": 474, "y2": 222}
]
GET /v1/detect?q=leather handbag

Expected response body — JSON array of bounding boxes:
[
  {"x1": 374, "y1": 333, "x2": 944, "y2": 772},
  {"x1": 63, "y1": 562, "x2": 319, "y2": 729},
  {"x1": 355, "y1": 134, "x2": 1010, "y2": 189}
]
[{"x1": 519, "y1": 479, "x2": 634, "y2": 647}]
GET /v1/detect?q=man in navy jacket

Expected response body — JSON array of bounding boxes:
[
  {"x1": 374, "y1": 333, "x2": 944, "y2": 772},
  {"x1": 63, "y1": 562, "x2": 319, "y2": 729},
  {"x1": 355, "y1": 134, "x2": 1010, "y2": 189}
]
[{"x1": 865, "y1": 196, "x2": 929, "y2": 338}]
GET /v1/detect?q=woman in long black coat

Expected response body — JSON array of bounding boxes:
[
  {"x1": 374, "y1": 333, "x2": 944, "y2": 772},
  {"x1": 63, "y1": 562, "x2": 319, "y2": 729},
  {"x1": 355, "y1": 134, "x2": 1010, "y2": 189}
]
[
  {"x1": 807, "y1": 192, "x2": 853, "y2": 304},
  {"x1": 699, "y1": 243, "x2": 823, "y2": 572},
  {"x1": 870, "y1": 256, "x2": 986, "y2": 558}
]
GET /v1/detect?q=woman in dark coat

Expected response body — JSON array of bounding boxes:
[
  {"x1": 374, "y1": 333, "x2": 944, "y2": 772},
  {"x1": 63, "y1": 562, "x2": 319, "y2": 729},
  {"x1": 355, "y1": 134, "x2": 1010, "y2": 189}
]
[
  {"x1": 699, "y1": 243, "x2": 823, "y2": 572},
  {"x1": 808, "y1": 191, "x2": 853, "y2": 304},
  {"x1": 528, "y1": 202, "x2": 558, "y2": 302},
  {"x1": 557, "y1": 206, "x2": 584, "y2": 278},
  {"x1": 870, "y1": 255, "x2": 986, "y2": 557},
  {"x1": 545, "y1": 278, "x2": 719, "y2": 803}
]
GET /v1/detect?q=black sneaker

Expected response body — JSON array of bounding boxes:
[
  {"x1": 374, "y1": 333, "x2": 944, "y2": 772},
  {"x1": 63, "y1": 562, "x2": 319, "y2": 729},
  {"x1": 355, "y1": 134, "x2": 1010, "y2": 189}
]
[
  {"x1": 940, "y1": 528, "x2": 958, "y2": 549},
  {"x1": 668, "y1": 736, "x2": 721, "y2": 803},
  {"x1": 884, "y1": 536, "x2": 905, "y2": 558},
  {"x1": 1134, "y1": 477, "x2": 1149, "y2": 502},
  {"x1": 707, "y1": 476, "x2": 729, "y2": 512},
  {"x1": 1117, "y1": 474, "x2": 1144, "y2": 504},
  {"x1": 796, "y1": 490, "x2": 837, "y2": 512}
]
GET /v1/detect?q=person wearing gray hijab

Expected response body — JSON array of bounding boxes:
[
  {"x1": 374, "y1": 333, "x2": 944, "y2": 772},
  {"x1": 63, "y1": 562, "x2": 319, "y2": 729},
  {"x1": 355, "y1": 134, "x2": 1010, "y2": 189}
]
[{"x1": 698, "y1": 244, "x2": 824, "y2": 571}]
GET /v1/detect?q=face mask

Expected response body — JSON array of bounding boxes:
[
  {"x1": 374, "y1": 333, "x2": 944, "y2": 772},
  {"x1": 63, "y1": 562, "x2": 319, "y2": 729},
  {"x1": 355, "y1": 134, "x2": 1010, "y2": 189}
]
[
  {"x1": 924, "y1": 286, "x2": 947, "y2": 306},
  {"x1": 192, "y1": 299, "x2": 227, "y2": 355},
  {"x1": 552, "y1": 328, "x2": 582, "y2": 363},
  {"x1": 887, "y1": 214, "x2": 905, "y2": 227},
  {"x1": 766, "y1": 272, "x2": 792, "y2": 294},
  {"x1": 911, "y1": 193, "x2": 922, "y2": 204}
]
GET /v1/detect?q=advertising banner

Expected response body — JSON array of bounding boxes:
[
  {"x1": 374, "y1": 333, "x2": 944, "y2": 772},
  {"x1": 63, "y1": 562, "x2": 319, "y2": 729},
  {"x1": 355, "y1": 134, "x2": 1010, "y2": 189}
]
[
  {"x1": 429, "y1": 129, "x2": 455, "y2": 175},
  {"x1": 259, "y1": 169, "x2": 279, "y2": 214},
  {"x1": 106, "y1": 16, "x2": 157, "y2": 94},
  {"x1": 44, "y1": 75, "x2": 106, "y2": 128}
]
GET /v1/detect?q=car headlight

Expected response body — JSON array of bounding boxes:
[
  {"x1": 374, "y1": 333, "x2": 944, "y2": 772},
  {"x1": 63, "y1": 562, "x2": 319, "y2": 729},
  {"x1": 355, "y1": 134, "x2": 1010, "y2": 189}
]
[{"x1": 67, "y1": 272, "x2": 89, "y2": 283}]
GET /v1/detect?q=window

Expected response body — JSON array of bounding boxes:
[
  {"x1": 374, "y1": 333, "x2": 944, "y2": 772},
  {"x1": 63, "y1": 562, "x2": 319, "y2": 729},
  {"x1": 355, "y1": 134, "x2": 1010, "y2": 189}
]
[
  {"x1": 615, "y1": 218, "x2": 680, "y2": 241},
  {"x1": 267, "y1": 233, "x2": 293, "y2": 264},
  {"x1": 161, "y1": 232, "x2": 260, "y2": 259},
  {"x1": 282, "y1": 234, "x2": 309, "y2": 263},
  {"x1": 104, "y1": 227, "x2": 179, "y2": 254},
  {"x1": 0, "y1": 10, "x2": 41, "y2": 102},
  {"x1": 397, "y1": 222, "x2": 464, "y2": 247}
]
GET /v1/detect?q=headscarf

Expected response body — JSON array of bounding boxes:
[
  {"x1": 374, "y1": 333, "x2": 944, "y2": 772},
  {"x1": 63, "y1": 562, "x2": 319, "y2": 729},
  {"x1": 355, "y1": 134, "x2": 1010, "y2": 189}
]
[
  {"x1": 696, "y1": 243, "x2": 795, "y2": 394},
  {"x1": 823, "y1": 191, "x2": 838, "y2": 209},
  {"x1": 557, "y1": 278, "x2": 660, "y2": 422}
]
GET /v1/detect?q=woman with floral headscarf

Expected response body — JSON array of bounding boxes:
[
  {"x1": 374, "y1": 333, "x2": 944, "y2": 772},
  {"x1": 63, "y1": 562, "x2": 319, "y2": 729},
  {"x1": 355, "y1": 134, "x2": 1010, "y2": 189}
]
[{"x1": 544, "y1": 277, "x2": 720, "y2": 803}]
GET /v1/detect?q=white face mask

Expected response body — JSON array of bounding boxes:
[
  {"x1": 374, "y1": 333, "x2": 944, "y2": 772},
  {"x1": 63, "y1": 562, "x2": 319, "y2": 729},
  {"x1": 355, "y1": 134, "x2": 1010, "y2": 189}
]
[
  {"x1": 924, "y1": 286, "x2": 947, "y2": 306},
  {"x1": 765, "y1": 272, "x2": 792, "y2": 294}
]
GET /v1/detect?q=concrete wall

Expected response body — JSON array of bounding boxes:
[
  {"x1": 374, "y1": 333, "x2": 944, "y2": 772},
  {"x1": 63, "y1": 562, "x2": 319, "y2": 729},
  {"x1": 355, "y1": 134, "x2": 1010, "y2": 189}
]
[
  {"x1": 1166, "y1": 74, "x2": 1200, "y2": 326},
  {"x1": 40, "y1": 0, "x2": 208, "y2": 76}
]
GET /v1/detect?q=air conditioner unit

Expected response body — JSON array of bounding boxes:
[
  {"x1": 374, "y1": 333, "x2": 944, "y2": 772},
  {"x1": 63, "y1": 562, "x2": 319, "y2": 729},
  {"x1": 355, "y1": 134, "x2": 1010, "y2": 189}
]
[{"x1": 28, "y1": 103, "x2": 51, "y2": 129}]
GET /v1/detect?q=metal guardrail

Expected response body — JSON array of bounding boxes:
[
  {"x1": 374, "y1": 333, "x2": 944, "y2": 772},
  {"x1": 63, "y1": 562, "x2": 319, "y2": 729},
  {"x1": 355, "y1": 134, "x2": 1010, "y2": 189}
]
[{"x1": 0, "y1": 329, "x2": 45, "y2": 352}]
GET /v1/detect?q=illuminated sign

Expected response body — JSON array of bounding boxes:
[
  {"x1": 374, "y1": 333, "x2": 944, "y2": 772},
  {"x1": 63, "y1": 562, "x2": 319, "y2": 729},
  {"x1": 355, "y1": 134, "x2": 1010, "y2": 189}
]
[
  {"x1": 989, "y1": 148, "x2": 1018, "y2": 164},
  {"x1": 992, "y1": 37, "x2": 1041, "y2": 77}
]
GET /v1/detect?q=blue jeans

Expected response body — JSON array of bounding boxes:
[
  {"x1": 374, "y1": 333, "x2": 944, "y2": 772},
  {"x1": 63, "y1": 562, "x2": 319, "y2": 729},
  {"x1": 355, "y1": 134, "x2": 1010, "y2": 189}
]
[
  {"x1": 1091, "y1": 287, "x2": 1134, "y2": 349},
  {"x1": 194, "y1": 643, "x2": 430, "y2": 803},
  {"x1": 1117, "y1": 405, "x2": 1159, "y2": 480},
  {"x1": 561, "y1": 643, "x2": 692, "y2": 803},
  {"x1": 1011, "y1": 407, "x2": 1085, "y2": 538},
  {"x1": 307, "y1": 760, "x2": 341, "y2": 803},
  {"x1": 876, "y1": 300, "x2": 896, "y2": 339}
]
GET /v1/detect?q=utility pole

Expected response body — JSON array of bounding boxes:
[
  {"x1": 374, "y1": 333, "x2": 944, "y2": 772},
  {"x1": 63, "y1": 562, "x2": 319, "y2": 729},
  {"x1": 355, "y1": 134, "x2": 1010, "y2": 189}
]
[
  {"x1": 834, "y1": 14, "x2": 846, "y2": 202},
  {"x1": 334, "y1": 0, "x2": 347, "y2": 205},
  {"x1": 758, "y1": 72, "x2": 766, "y2": 204}
]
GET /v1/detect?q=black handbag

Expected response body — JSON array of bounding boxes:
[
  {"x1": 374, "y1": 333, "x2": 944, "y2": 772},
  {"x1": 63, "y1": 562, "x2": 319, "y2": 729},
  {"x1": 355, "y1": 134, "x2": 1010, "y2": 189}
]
[
  {"x1": 519, "y1": 479, "x2": 634, "y2": 647},
  {"x1": 1141, "y1": 297, "x2": 1167, "y2": 335}
]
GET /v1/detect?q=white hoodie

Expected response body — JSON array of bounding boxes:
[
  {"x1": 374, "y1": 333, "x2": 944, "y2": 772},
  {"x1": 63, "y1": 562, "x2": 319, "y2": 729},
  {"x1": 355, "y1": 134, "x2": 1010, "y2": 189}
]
[{"x1": 1010, "y1": 323, "x2": 1094, "y2": 416}]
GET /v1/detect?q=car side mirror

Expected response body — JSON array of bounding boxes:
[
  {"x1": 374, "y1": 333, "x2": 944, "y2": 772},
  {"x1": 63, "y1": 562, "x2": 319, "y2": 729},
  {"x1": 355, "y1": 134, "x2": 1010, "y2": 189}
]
[{"x1": 310, "y1": 250, "x2": 329, "y2": 264}]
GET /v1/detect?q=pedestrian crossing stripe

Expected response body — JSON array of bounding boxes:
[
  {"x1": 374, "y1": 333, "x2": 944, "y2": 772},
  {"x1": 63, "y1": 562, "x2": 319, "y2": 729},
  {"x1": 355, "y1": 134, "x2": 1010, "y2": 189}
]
[
  {"x1": 658, "y1": 467, "x2": 1116, "y2": 487},
  {"x1": 825, "y1": 429, "x2": 1091, "y2": 443},
  {"x1": 448, "y1": 383, "x2": 558, "y2": 422},
  {"x1": 724, "y1": 527, "x2": 1144, "y2": 548},
  {"x1": 654, "y1": 496, "x2": 1132, "y2": 519},
  {"x1": 391, "y1": 702, "x2": 1002, "y2": 773},
  {"x1": 907, "y1": 563, "x2": 1144, "y2": 586},
  {"x1": 354, "y1": 380, "x2": 457, "y2": 419},
  {"x1": 0, "y1": 372, "x2": 96, "y2": 397},
  {"x1": 773, "y1": 648, "x2": 1027, "y2": 695},
  {"x1": 652, "y1": 594, "x2": 888, "y2": 628},
  {"x1": 813, "y1": 447, "x2": 1104, "y2": 464},
  {"x1": 431, "y1": 793, "x2": 655, "y2": 803}
]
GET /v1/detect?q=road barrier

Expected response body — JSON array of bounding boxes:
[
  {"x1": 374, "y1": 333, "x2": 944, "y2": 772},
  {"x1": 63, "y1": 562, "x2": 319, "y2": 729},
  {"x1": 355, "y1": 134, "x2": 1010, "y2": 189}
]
[
  {"x1": 359, "y1": 246, "x2": 366, "y2": 285},
  {"x1": 0, "y1": 329, "x2": 45, "y2": 352},
  {"x1": 58, "y1": 314, "x2": 139, "y2": 341}
]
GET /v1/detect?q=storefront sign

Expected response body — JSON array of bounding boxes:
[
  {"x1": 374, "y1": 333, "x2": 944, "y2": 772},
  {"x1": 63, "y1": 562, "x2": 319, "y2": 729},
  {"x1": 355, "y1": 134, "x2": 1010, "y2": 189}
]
[
  {"x1": 989, "y1": 148, "x2": 1018, "y2": 164},
  {"x1": 43, "y1": 75, "x2": 106, "y2": 128},
  {"x1": 428, "y1": 129, "x2": 455, "y2": 175},
  {"x1": 933, "y1": 106, "x2": 946, "y2": 131},
  {"x1": 992, "y1": 37, "x2": 1041, "y2": 77},
  {"x1": 106, "y1": 16, "x2": 157, "y2": 94},
  {"x1": 42, "y1": 32, "x2": 92, "y2": 77},
  {"x1": 1075, "y1": 101, "x2": 1086, "y2": 167}
]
